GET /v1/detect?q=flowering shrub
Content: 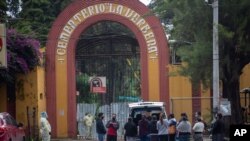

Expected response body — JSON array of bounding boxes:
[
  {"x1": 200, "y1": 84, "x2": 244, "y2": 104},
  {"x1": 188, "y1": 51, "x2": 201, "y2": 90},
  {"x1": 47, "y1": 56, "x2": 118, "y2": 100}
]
[{"x1": 0, "y1": 29, "x2": 41, "y2": 83}]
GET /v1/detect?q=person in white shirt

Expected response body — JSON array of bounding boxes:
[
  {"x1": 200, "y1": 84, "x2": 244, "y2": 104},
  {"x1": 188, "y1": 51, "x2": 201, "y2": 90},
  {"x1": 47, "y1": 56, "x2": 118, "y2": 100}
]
[
  {"x1": 176, "y1": 113, "x2": 191, "y2": 141},
  {"x1": 192, "y1": 117, "x2": 205, "y2": 141},
  {"x1": 157, "y1": 113, "x2": 168, "y2": 141}
]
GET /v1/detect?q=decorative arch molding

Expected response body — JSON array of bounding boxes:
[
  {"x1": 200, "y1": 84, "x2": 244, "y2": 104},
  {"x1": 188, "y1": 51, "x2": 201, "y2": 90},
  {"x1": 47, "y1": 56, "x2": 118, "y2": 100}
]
[{"x1": 46, "y1": 0, "x2": 169, "y2": 138}]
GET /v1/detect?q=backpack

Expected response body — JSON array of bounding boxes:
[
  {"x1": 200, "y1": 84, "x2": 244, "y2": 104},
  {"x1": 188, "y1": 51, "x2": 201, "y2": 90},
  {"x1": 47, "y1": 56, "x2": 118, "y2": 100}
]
[
  {"x1": 168, "y1": 125, "x2": 176, "y2": 134},
  {"x1": 168, "y1": 119, "x2": 177, "y2": 134}
]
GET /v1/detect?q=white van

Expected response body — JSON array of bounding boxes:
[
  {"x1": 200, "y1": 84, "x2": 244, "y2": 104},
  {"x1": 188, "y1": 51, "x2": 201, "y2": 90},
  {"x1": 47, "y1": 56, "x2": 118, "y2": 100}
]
[{"x1": 128, "y1": 101, "x2": 167, "y2": 125}]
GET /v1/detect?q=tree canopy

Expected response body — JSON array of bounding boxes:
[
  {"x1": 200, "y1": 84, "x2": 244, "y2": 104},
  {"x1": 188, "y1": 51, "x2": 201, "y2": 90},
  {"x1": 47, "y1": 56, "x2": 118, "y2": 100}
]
[
  {"x1": 5, "y1": 0, "x2": 72, "y2": 46},
  {"x1": 152, "y1": 0, "x2": 250, "y2": 126},
  {"x1": 0, "y1": 0, "x2": 72, "y2": 83}
]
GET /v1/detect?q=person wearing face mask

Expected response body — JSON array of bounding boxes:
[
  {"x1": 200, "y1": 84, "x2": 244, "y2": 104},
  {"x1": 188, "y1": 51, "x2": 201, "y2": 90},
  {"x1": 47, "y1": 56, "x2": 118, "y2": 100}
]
[
  {"x1": 96, "y1": 113, "x2": 106, "y2": 141},
  {"x1": 106, "y1": 113, "x2": 120, "y2": 141}
]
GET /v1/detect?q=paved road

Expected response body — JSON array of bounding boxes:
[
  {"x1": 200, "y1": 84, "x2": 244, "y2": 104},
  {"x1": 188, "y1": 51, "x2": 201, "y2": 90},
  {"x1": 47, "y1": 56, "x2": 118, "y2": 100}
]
[{"x1": 51, "y1": 135, "x2": 213, "y2": 141}]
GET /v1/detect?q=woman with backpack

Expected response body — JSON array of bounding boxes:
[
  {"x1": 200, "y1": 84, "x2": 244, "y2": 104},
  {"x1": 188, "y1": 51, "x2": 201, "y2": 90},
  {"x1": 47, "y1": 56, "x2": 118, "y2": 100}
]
[{"x1": 168, "y1": 113, "x2": 177, "y2": 141}]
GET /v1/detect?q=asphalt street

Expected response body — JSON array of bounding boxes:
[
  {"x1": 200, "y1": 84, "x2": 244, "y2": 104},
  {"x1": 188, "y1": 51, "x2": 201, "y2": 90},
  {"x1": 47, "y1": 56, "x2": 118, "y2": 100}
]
[{"x1": 51, "y1": 135, "x2": 213, "y2": 141}]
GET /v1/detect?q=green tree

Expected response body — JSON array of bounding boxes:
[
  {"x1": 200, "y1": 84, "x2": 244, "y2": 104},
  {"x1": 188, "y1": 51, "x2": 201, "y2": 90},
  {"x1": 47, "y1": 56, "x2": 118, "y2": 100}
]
[
  {"x1": 219, "y1": 0, "x2": 250, "y2": 124},
  {"x1": 0, "y1": 1, "x2": 7, "y2": 22},
  {"x1": 8, "y1": 0, "x2": 72, "y2": 46},
  {"x1": 0, "y1": 0, "x2": 72, "y2": 81},
  {"x1": 76, "y1": 73, "x2": 97, "y2": 103},
  {"x1": 152, "y1": 0, "x2": 250, "y2": 126},
  {"x1": 0, "y1": 0, "x2": 21, "y2": 22}
]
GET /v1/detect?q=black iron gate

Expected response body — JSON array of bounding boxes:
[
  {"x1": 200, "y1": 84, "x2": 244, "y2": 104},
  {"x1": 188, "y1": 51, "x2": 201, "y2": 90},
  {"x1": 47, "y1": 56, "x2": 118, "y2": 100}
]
[{"x1": 75, "y1": 21, "x2": 141, "y2": 139}]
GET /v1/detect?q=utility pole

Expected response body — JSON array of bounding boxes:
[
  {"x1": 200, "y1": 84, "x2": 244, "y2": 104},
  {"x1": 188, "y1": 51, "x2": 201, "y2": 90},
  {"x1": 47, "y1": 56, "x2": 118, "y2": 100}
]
[{"x1": 212, "y1": 0, "x2": 220, "y2": 113}]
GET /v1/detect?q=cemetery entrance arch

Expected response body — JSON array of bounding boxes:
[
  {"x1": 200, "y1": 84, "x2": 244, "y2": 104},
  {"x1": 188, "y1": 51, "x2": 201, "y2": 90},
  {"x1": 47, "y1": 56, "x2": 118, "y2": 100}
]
[{"x1": 46, "y1": 0, "x2": 169, "y2": 138}]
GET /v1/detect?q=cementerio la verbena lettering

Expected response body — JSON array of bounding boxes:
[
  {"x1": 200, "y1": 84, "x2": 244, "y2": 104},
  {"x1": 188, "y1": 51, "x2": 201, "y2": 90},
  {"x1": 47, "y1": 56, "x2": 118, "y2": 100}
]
[{"x1": 56, "y1": 3, "x2": 159, "y2": 61}]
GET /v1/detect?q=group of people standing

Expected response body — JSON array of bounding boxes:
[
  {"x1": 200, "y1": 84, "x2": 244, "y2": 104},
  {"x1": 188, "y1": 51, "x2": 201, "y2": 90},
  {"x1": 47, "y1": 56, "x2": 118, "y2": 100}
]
[
  {"x1": 39, "y1": 111, "x2": 224, "y2": 141},
  {"x1": 95, "y1": 112, "x2": 178, "y2": 141},
  {"x1": 96, "y1": 111, "x2": 225, "y2": 141}
]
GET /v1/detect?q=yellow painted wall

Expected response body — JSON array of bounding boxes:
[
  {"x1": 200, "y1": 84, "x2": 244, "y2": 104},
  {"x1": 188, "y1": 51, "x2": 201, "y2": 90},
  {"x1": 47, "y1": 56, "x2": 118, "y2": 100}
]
[
  {"x1": 55, "y1": 56, "x2": 68, "y2": 137},
  {"x1": 240, "y1": 64, "x2": 250, "y2": 88},
  {"x1": 0, "y1": 84, "x2": 7, "y2": 112},
  {"x1": 169, "y1": 65, "x2": 193, "y2": 122},
  {"x1": 37, "y1": 66, "x2": 46, "y2": 125},
  {"x1": 200, "y1": 86, "x2": 212, "y2": 124},
  {"x1": 148, "y1": 60, "x2": 160, "y2": 101},
  {"x1": 240, "y1": 64, "x2": 250, "y2": 108},
  {"x1": 15, "y1": 66, "x2": 46, "y2": 135},
  {"x1": 169, "y1": 65, "x2": 212, "y2": 124},
  {"x1": 37, "y1": 48, "x2": 47, "y2": 119},
  {"x1": 16, "y1": 69, "x2": 38, "y2": 127}
]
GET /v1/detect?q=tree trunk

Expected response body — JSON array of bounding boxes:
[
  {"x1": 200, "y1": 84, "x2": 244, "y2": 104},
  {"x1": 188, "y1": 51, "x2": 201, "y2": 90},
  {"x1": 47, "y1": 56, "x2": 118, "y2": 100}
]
[
  {"x1": 222, "y1": 75, "x2": 244, "y2": 137},
  {"x1": 223, "y1": 78, "x2": 243, "y2": 124}
]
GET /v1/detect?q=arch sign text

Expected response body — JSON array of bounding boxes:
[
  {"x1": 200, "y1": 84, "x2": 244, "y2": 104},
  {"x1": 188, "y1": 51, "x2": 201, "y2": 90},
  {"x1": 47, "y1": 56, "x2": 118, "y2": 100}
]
[{"x1": 57, "y1": 3, "x2": 158, "y2": 63}]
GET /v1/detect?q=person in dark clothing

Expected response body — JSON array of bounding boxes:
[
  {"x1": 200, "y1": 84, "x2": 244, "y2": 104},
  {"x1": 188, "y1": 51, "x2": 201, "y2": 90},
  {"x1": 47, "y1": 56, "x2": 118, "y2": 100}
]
[
  {"x1": 106, "y1": 113, "x2": 120, "y2": 141},
  {"x1": 96, "y1": 113, "x2": 106, "y2": 141},
  {"x1": 138, "y1": 114, "x2": 150, "y2": 141},
  {"x1": 148, "y1": 115, "x2": 158, "y2": 141},
  {"x1": 157, "y1": 113, "x2": 169, "y2": 141},
  {"x1": 211, "y1": 113, "x2": 224, "y2": 141},
  {"x1": 124, "y1": 117, "x2": 138, "y2": 141}
]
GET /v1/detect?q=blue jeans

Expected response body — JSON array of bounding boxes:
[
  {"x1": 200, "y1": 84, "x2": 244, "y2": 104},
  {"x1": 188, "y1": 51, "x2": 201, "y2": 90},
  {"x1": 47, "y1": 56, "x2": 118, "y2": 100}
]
[
  {"x1": 98, "y1": 133, "x2": 105, "y2": 141},
  {"x1": 140, "y1": 135, "x2": 149, "y2": 141},
  {"x1": 178, "y1": 134, "x2": 190, "y2": 141}
]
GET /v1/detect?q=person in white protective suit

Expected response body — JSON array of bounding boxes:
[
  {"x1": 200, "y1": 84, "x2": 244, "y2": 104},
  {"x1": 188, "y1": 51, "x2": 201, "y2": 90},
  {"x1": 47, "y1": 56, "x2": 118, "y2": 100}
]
[
  {"x1": 40, "y1": 112, "x2": 51, "y2": 141},
  {"x1": 83, "y1": 113, "x2": 94, "y2": 139}
]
